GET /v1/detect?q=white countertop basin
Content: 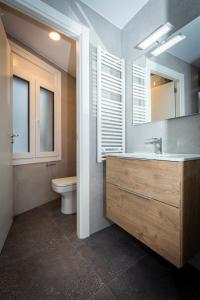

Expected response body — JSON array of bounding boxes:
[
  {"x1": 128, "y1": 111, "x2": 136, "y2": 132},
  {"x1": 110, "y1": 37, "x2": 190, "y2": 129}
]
[{"x1": 107, "y1": 152, "x2": 200, "y2": 161}]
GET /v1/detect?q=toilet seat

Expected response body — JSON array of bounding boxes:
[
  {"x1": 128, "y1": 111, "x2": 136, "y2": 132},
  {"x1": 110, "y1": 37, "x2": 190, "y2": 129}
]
[
  {"x1": 52, "y1": 176, "x2": 77, "y2": 193},
  {"x1": 52, "y1": 176, "x2": 77, "y2": 187}
]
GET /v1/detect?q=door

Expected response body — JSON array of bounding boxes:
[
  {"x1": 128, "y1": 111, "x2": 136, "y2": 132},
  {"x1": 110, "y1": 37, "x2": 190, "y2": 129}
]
[
  {"x1": 0, "y1": 17, "x2": 13, "y2": 252},
  {"x1": 151, "y1": 81, "x2": 175, "y2": 121}
]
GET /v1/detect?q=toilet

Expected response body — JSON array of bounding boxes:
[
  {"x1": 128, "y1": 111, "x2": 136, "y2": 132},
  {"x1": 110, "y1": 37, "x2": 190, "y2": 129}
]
[{"x1": 51, "y1": 176, "x2": 77, "y2": 214}]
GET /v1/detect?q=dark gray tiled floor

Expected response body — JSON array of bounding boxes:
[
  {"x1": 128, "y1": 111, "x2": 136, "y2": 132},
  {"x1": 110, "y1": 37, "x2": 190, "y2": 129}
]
[{"x1": 0, "y1": 199, "x2": 200, "y2": 299}]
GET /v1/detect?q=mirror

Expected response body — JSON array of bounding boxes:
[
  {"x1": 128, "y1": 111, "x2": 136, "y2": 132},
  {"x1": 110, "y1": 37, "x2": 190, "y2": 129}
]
[{"x1": 132, "y1": 16, "x2": 200, "y2": 125}]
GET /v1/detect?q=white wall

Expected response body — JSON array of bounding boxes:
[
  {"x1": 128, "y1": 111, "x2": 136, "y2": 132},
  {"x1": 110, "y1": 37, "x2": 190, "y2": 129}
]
[{"x1": 41, "y1": 0, "x2": 121, "y2": 234}]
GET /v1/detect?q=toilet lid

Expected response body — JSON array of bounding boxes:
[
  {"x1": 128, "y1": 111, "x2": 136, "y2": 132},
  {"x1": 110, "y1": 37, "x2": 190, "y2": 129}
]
[{"x1": 52, "y1": 176, "x2": 77, "y2": 187}]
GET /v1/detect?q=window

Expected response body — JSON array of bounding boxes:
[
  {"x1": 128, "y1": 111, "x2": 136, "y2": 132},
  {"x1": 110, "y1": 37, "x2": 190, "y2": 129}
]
[
  {"x1": 13, "y1": 76, "x2": 30, "y2": 153},
  {"x1": 39, "y1": 87, "x2": 54, "y2": 152},
  {"x1": 12, "y1": 42, "x2": 61, "y2": 165}
]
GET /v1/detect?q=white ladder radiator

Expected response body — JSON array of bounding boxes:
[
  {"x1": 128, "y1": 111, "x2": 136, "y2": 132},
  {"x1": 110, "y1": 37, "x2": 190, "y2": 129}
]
[{"x1": 97, "y1": 47, "x2": 125, "y2": 163}]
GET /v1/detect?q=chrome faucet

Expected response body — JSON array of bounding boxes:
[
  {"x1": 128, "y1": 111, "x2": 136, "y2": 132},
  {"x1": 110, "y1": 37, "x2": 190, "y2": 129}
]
[{"x1": 145, "y1": 137, "x2": 162, "y2": 154}]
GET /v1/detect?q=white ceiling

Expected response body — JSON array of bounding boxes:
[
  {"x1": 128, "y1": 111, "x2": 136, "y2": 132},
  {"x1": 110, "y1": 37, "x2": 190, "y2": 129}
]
[
  {"x1": 80, "y1": 0, "x2": 149, "y2": 29},
  {"x1": 1, "y1": 9, "x2": 76, "y2": 77},
  {"x1": 167, "y1": 16, "x2": 200, "y2": 67}
]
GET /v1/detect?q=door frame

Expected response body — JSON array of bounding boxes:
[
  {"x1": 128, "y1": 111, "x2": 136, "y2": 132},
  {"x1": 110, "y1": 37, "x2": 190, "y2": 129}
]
[
  {"x1": 146, "y1": 59, "x2": 185, "y2": 118},
  {"x1": 2, "y1": 0, "x2": 90, "y2": 239}
]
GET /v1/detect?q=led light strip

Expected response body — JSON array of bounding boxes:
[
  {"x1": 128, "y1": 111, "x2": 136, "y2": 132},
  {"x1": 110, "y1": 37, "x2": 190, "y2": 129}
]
[
  {"x1": 151, "y1": 34, "x2": 186, "y2": 56},
  {"x1": 137, "y1": 22, "x2": 173, "y2": 50}
]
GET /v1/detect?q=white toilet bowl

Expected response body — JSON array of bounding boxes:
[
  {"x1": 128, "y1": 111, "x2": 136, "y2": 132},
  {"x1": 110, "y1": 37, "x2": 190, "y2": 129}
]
[{"x1": 51, "y1": 176, "x2": 77, "y2": 214}]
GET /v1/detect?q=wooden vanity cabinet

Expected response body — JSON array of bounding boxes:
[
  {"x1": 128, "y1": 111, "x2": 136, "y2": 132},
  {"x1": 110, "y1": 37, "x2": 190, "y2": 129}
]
[{"x1": 106, "y1": 156, "x2": 200, "y2": 268}]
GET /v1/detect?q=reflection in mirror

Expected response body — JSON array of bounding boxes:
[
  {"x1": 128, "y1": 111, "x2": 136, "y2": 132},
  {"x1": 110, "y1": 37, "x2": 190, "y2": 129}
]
[
  {"x1": 151, "y1": 74, "x2": 177, "y2": 121},
  {"x1": 132, "y1": 16, "x2": 200, "y2": 125}
]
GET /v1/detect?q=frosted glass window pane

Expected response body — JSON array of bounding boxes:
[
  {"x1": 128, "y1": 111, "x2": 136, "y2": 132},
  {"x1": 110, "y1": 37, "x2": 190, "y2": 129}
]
[
  {"x1": 13, "y1": 76, "x2": 29, "y2": 153},
  {"x1": 40, "y1": 87, "x2": 54, "y2": 152}
]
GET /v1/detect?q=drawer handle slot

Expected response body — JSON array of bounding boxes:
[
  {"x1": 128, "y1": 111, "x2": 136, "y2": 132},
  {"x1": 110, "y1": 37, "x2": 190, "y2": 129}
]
[{"x1": 108, "y1": 182, "x2": 152, "y2": 201}]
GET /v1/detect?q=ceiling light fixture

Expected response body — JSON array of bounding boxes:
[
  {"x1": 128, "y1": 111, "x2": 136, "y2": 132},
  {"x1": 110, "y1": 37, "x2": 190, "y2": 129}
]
[
  {"x1": 137, "y1": 22, "x2": 173, "y2": 50},
  {"x1": 49, "y1": 31, "x2": 61, "y2": 41},
  {"x1": 151, "y1": 34, "x2": 186, "y2": 56}
]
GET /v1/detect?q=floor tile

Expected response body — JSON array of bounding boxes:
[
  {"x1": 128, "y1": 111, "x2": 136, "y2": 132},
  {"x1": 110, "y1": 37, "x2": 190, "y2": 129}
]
[
  {"x1": 52, "y1": 210, "x2": 77, "y2": 239},
  {"x1": 0, "y1": 242, "x2": 104, "y2": 300},
  {"x1": 169, "y1": 264, "x2": 200, "y2": 300},
  {"x1": 46, "y1": 199, "x2": 86, "y2": 248},
  {"x1": 189, "y1": 251, "x2": 200, "y2": 271},
  {"x1": 13, "y1": 200, "x2": 58, "y2": 225},
  {"x1": 77, "y1": 224, "x2": 147, "y2": 284},
  {"x1": 108, "y1": 254, "x2": 200, "y2": 300},
  {"x1": 88, "y1": 285, "x2": 116, "y2": 300},
  {"x1": 0, "y1": 209, "x2": 68, "y2": 267}
]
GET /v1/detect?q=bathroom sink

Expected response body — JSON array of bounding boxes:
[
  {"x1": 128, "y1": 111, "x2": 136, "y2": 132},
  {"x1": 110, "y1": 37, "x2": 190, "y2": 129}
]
[{"x1": 108, "y1": 152, "x2": 200, "y2": 161}]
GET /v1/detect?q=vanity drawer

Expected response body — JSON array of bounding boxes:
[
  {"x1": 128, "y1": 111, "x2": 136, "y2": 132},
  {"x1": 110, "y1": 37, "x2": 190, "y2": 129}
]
[
  {"x1": 106, "y1": 156, "x2": 181, "y2": 207},
  {"x1": 106, "y1": 183, "x2": 181, "y2": 267}
]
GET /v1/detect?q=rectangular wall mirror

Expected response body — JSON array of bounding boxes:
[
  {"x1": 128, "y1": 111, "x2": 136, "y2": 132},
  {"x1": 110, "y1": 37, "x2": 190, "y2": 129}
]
[{"x1": 132, "y1": 16, "x2": 200, "y2": 125}]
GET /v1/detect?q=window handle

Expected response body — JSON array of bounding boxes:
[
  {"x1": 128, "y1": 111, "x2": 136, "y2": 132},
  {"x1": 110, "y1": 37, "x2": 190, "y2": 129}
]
[
  {"x1": 11, "y1": 133, "x2": 19, "y2": 144},
  {"x1": 11, "y1": 134, "x2": 19, "y2": 138}
]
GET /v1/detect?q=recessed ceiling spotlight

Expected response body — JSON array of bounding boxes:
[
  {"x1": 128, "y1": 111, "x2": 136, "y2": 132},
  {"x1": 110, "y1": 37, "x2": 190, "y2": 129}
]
[
  {"x1": 49, "y1": 31, "x2": 61, "y2": 41},
  {"x1": 137, "y1": 22, "x2": 173, "y2": 50}
]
